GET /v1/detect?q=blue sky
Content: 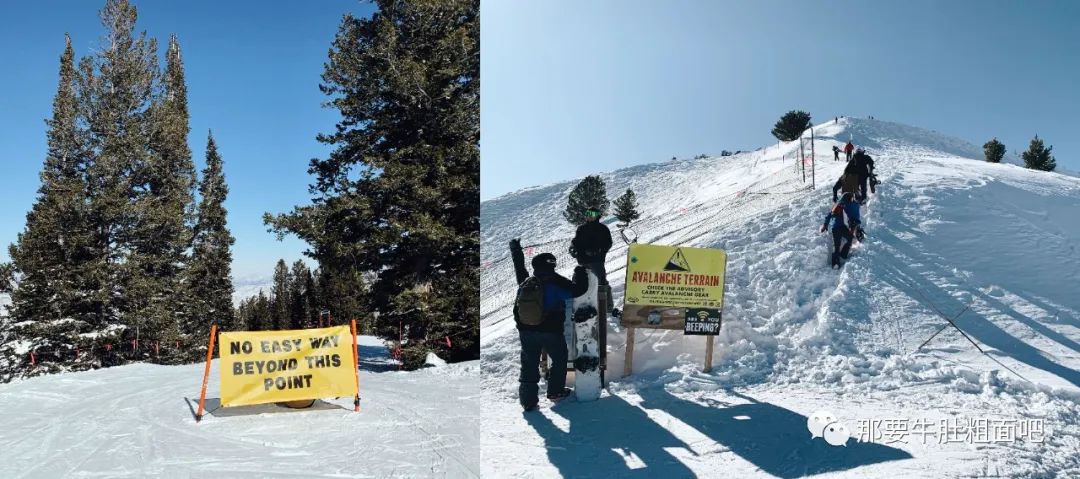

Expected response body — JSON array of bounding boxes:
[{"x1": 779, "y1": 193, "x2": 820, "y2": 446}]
[
  {"x1": 0, "y1": 0, "x2": 375, "y2": 280},
  {"x1": 481, "y1": 0, "x2": 1080, "y2": 200}
]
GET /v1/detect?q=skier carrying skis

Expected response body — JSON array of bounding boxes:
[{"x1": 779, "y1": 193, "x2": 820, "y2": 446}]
[
  {"x1": 820, "y1": 192, "x2": 862, "y2": 268},
  {"x1": 570, "y1": 206, "x2": 613, "y2": 293},
  {"x1": 510, "y1": 238, "x2": 589, "y2": 411},
  {"x1": 832, "y1": 145, "x2": 841, "y2": 161},
  {"x1": 844, "y1": 141, "x2": 854, "y2": 162}
]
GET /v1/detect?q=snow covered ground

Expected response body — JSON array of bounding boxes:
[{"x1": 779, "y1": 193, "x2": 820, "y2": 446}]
[
  {"x1": 480, "y1": 118, "x2": 1080, "y2": 478},
  {"x1": 0, "y1": 335, "x2": 481, "y2": 478}
]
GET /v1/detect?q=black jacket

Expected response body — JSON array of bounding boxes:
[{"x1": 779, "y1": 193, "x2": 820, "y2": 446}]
[
  {"x1": 511, "y1": 243, "x2": 589, "y2": 333},
  {"x1": 571, "y1": 221, "x2": 613, "y2": 264},
  {"x1": 849, "y1": 152, "x2": 875, "y2": 177}
]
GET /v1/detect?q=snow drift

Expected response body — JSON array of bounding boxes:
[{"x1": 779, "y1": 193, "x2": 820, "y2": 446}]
[{"x1": 480, "y1": 118, "x2": 1080, "y2": 478}]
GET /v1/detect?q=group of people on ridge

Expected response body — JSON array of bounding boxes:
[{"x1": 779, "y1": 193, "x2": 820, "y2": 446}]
[
  {"x1": 822, "y1": 142, "x2": 876, "y2": 268},
  {"x1": 508, "y1": 207, "x2": 612, "y2": 411}
]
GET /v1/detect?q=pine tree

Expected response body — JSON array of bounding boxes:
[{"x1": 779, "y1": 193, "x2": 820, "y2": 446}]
[
  {"x1": 248, "y1": 291, "x2": 271, "y2": 331},
  {"x1": 1022, "y1": 135, "x2": 1057, "y2": 172},
  {"x1": 288, "y1": 261, "x2": 311, "y2": 330},
  {"x1": 612, "y1": 188, "x2": 640, "y2": 224},
  {"x1": 270, "y1": 259, "x2": 291, "y2": 330},
  {"x1": 563, "y1": 175, "x2": 609, "y2": 226},
  {"x1": 771, "y1": 110, "x2": 812, "y2": 142},
  {"x1": 265, "y1": 0, "x2": 479, "y2": 368},
  {"x1": 83, "y1": 0, "x2": 163, "y2": 365},
  {"x1": 303, "y1": 269, "x2": 320, "y2": 329},
  {"x1": 2, "y1": 34, "x2": 94, "y2": 379},
  {"x1": 133, "y1": 33, "x2": 198, "y2": 364},
  {"x1": 188, "y1": 132, "x2": 235, "y2": 356},
  {"x1": 0, "y1": 263, "x2": 12, "y2": 293},
  {"x1": 983, "y1": 138, "x2": 1005, "y2": 163}
]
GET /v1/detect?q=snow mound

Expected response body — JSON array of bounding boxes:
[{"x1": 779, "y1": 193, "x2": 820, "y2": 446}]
[
  {"x1": 480, "y1": 117, "x2": 1080, "y2": 477},
  {"x1": 425, "y1": 351, "x2": 448, "y2": 367}
]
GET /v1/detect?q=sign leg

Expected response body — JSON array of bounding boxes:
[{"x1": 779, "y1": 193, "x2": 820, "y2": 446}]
[
  {"x1": 196, "y1": 323, "x2": 218, "y2": 422},
  {"x1": 704, "y1": 335, "x2": 714, "y2": 373},
  {"x1": 624, "y1": 327, "x2": 635, "y2": 378}
]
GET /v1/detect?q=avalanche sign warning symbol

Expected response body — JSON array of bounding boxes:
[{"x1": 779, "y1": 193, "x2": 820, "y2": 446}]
[
  {"x1": 664, "y1": 248, "x2": 691, "y2": 272},
  {"x1": 625, "y1": 243, "x2": 727, "y2": 309}
]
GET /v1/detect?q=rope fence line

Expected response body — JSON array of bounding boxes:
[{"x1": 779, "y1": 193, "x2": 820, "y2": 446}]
[
  {"x1": 481, "y1": 135, "x2": 833, "y2": 323},
  {"x1": 15, "y1": 318, "x2": 476, "y2": 370}
]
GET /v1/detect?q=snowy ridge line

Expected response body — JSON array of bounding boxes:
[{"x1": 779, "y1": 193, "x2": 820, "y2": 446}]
[
  {"x1": 481, "y1": 148, "x2": 826, "y2": 331},
  {"x1": 479, "y1": 148, "x2": 807, "y2": 265},
  {"x1": 480, "y1": 149, "x2": 810, "y2": 272}
]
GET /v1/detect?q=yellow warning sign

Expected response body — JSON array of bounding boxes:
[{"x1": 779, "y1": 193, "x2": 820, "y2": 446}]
[
  {"x1": 219, "y1": 326, "x2": 356, "y2": 407},
  {"x1": 624, "y1": 243, "x2": 727, "y2": 309}
]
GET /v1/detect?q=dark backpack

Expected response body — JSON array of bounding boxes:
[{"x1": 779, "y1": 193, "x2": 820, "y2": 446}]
[{"x1": 515, "y1": 276, "x2": 546, "y2": 326}]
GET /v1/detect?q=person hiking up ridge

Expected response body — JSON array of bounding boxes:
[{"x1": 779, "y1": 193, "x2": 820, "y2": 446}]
[
  {"x1": 850, "y1": 147, "x2": 875, "y2": 200},
  {"x1": 832, "y1": 145, "x2": 841, "y2": 162},
  {"x1": 510, "y1": 239, "x2": 589, "y2": 411},
  {"x1": 832, "y1": 170, "x2": 861, "y2": 203},
  {"x1": 844, "y1": 141, "x2": 854, "y2": 162},
  {"x1": 820, "y1": 192, "x2": 863, "y2": 268}
]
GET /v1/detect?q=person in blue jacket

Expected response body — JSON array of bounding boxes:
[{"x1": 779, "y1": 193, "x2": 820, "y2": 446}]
[
  {"x1": 510, "y1": 238, "x2": 589, "y2": 410},
  {"x1": 820, "y1": 192, "x2": 862, "y2": 267}
]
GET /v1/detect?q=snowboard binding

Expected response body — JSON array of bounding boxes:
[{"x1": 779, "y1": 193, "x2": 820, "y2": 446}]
[
  {"x1": 573, "y1": 355, "x2": 601, "y2": 372},
  {"x1": 573, "y1": 305, "x2": 598, "y2": 323}
]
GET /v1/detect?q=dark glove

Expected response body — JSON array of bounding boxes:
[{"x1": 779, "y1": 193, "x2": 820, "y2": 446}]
[
  {"x1": 509, "y1": 238, "x2": 521, "y2": 251},
  {"x1": 856, "y1": 227, "x2": 866, "y2": 242},
  {"x1": 819, "y1": 224, "x2": 827, "y2": 233},
  {"x1": 574, "y1": 265, "x2": 586, "y2": 274}
]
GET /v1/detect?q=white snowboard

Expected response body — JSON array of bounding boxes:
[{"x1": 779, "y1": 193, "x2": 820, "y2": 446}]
[{"x1": 571, "y1": 270, "x2": 602, "y2": 401}]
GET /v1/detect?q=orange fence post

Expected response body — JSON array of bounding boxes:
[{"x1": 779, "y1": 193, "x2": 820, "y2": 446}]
[
  {"x1": 195, "y1": 323, "x2": 218, "y2": 423},
  {"x1": 350, "y1": 319, "x2": 361, "y2": 412}
]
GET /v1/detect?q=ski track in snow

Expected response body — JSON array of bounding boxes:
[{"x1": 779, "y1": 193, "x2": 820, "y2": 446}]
[
  {"x1": 480, "y1": 118, "x2": 1080, "y2": 478},
  {"x1": 0, "y1": 336, "x2": 481, "y2": 478}
]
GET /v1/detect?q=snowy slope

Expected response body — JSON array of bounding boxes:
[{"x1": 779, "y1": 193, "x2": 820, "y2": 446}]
[
  {"x1": 479, "y1": 118, "x2": 1080, "y2": 478},
  {"x1": 232, "y1": 274, "x2": 273, "y2": 306},
  {"x1": 0, "y1": 336, "x2": 481, "y2": 478}
]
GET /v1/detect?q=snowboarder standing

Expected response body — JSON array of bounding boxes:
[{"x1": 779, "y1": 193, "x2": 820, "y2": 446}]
[
  {"x1": 510, "y1": 239, "x2": 589, "y2": 411},
  {"x1": 844, "y1": 141, "x2": 855, "y2": 162},
  {"x1": 570, "y1": 207, "x2": 613, "y2": 298},
  {"x1": 820, "y1": 192, "x2": 862, "y2": 268}
]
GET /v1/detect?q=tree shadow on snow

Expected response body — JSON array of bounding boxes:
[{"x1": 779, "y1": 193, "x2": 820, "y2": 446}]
[
  {"x1": 872, "y1": 228, "x2": 1080, "y2": 388},
  {"x1": 184, "y1": 396, "x2": 347, "y2": 420},
  {"x1": 358, "y1": 344, "x2": 399, "y2": 373},
  {"x1": 636, "y1": 388, "x2": 913, "y2": 478},
  {"x1": 525, "y1": 390, "x2": 911, "y2": 478}
]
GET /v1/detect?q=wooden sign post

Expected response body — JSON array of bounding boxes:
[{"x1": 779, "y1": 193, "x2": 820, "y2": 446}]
[{"x1": 620, "y1": 244, "x2": 728, "y2": 378}]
